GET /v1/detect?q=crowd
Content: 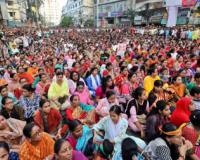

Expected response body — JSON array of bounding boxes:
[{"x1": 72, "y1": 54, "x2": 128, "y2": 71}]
[{"x1": 0, "y1": 25, "x2": 200, "y2": 160}]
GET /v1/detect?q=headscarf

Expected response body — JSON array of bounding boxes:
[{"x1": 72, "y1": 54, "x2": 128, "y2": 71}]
[{"x1": 170, "y1": 97, "x2": 191, "y2": 127}]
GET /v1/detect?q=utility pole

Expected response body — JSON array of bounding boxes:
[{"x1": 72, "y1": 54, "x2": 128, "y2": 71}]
[{"x1": 96, "y1": 0, "x2": 99, "y2": 28}]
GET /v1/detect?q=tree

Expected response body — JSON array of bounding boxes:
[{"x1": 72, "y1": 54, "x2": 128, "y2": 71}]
[
  {"x1": 60, "y1": 16, "x2": 73, "y2": 27},
  {"x1": 138, "y1": 3, "x2": 153, "y2": 25}
]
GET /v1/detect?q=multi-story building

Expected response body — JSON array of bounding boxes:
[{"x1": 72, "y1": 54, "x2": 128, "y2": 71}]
[
  {"x1": 40, "y1": 0, "x2": 62, "y2": 26},
  {"x1": 62, "y1": 0, "x2": 94, "y2": 26},
  {"x1": 0, "y1": 0, "x2": 9, "y2": 25}
]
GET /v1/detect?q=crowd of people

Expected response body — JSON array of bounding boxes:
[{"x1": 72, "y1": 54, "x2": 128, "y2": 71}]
[{"x1": 0, "y1": 25, "x2": 200, "y2": 160}]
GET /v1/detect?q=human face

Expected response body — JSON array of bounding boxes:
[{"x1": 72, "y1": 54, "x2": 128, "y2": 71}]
[
  {"x1": 72, "y1": 96, "x2": 80, "y2": 106},
  {"x1": 168, "y1": 132, "x2": 183, "y2": 146},
  {"x1": 13, "y1": 74, "x2": 19, "y2": 81},
  {"x1": 139, "y1": 90, "x2": 146, "y2": 101},
  {"x1": 41, "y1": 75, "x2": 47, "y2": 82},
  {"x1": 4, "y1": 98, "x2": 14, "y2": 110},
  {"x1": 72, "y1": 72, "x2": 79, "y2": 81},
  {"x1": 122, "y1": 68, "x2": 129, "y2": 76},
  {"x1": 130, "y1": 74, "x2": 137, "y2": 83},
  {"x1": 20, "y1": 78, "x2": 28, "y2": 86},
  {"x1": 77, "y1": 85, "x2": 84, "y2": 93},
  {"x1": 152, "y1": 69, "x2": 158, "y2": 77},
  {"x1": 155, "y1": 85, "x2": 163, "y2": 92},
  {"x1": 31, "y1": 125, "x2": 42, "y2": 142},
  {"x1": 22, "y1": 89, "x2": 30, "y2": 97},
  {"x1": 18, "y1": 67, "x2": 24, "y2": 73},
  {"x1": 92, "y1": 69, "x2": 98, "y2": 76},
  {"x1": 0, "y1": 116, "x2": 7, "y2": 130},
  {"x1": 0, "y1": 147, "x2": 9, "y2": 160},
  {"x1": 186, "y1": 62, "x2": 191, "y2": 69},
  {"x1": 160, "y1": 105, "x2": 171, "y2": 117},
  {"x1": 0, "y1": 87, "x2": 8, "y2": 97},
  {"x1": 110, "y1": 111, "x2": 120, "y2": 124},
  {"x1": 42, "y1": 101, "x2": 51, "y2": 114},
  {"x1": 72, "y1": 124, "x2": 83, "y2": 138},
  {"x1": 108, "y1": 94, "x2": 116, "y2": 104},
  {"x1": 176, "y1": 77, "x2": 182, "y2": 84},
  {"x1": 57, "y1": 74, "x2": 63, "y2": 82},
  {"x1": 106, "y1": 78, "x2": 113, "y2": 87},
  {"x1": 58, "y1": 141, "x2": 73, "y2": 160}
]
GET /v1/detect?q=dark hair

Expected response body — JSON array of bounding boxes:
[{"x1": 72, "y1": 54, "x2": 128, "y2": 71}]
[
  {"x1": 0, "y1": 141, "x2": 9, "y2": 153},
  {"x1": 190, "y1": 86, "x2": 200, "y2": 97},
  {"x1": 70, "y1": 94, "x2": 79, "y2": 102},
  {"x1": 70, "y1": 71, "x2": 80, "y2": 82},
  {"x1": 120, "y1": 66, "x2": 127, "y2": 73},
  {"x1": 0, "y1": 85, "x2": 7, "y2": 93},
  {"x1": 161, "y1": 123, "x2": 178, "y2": 138},
  {"x1": 102, "y1": 76, "x2": 114, "y2": 93},
  {"x1": 39, "y1": 98, "x2": 49, "y2": 108},
  {"x1": 148, "y1": 100, "x2": 167, "y2": 117},
  {"x1": 76, "y1": 81, "x2": 85, "y2": 87},
  {"x1": 148, "y1": 67, "x2": 156, "y2": 75},
  {"x1": 10, "y1": 72, "x2": 17, "y2": 79},
  {"x1": 54, "y1": 139, "x2": 66, "y2": 154},
  {"x1": 54, "y1": 68, "x2": 61, "y2": 73},
  {"x1": 23, "y1": 122, "x2": 35, "y2": 138},
  {"x1": 132, "y1": 87, "x2": 145, "y2": 99},
  {"x1": 194, "y1": 72, "x2": 200, "y2": 80},
  {"x1": 154, "y1": 80, "x2": 163, "y2": 87},
  {"x1": 128, "y1": 71, "x2": 137, "y2": 81},
  {"x1": 130, "y1": 66, "x2": 139, "y2": 74},
  {"x1": 90, "y1": 67, "x2": 98, "y2": 74},
  {"x1": 190, "y1": 110, "x2": 200, "y2": 129},
  {"x1": 22, "y1": 84, "x2": 35, "y2": 92},
  {"x1": 67, "y1": 119, "x2": 82, "y2": 132},
  {"x1": 56, "y1": 71, "x2": 63, "y2": 76},
  {"x1": 99, "y1": 139, "x2": 114, "y2": 159},
  {"x1": 121, "y1": 138, "x2": 138, "y2": 160},
  {"x1": 106, "y1": 62, "x2": 112, "y2": 69},
  {"x1": 39, "y1": 73, "x2": 46, "y2": 79},
  {"x1": 109, "y1": 105, "x2": 121, "y2": 115},
  {"x1": 106, "y1": 90, "x2": 115, "y2": 99},
  {"x1": 1, "y1": 96, "x2": 12, "y2": 105}
]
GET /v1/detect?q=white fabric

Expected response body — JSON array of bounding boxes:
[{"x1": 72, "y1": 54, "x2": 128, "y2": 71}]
[
  {"x1": 165, "y1": 0, "x2": 181, "y2": 6},
  {"x1": 91, "y1": 74, "x2": 101, "y2": 90},
  {"x1": 167, "y1": 6, "x2": 179, "y2": 27}
]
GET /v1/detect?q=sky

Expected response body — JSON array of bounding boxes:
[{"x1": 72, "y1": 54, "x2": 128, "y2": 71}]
[{"x1": 61, "y1": 0, "x2": 68, "y2": 7}]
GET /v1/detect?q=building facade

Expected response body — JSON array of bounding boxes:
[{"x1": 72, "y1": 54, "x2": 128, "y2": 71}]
[
  {"x1": 40, "y1": 0, "x2": 62, "y2": 26},
  {"x1": 0, "y1": 0, "x2": 9, "y2": 25},
  {"x1": 62, "y1": 0, "x2": 94, "y2": 26}
]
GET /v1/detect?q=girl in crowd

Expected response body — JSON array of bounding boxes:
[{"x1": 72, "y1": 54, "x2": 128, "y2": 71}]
[
  {"x1": 0, "y1": 141, "x2": 19, "y2": 160},
  {"x1": 96, "y1": 91, "x2": 119, "y2": 118},
  {"x1": 74, "y1": 81, "x2": 93, "y2": 105},
  {"x1": 146, "y1": 100, "x2": 171, "y2": 142},
  {"x1": 34, "y1": 99, "x2": 62, "y2": 136},
  {"x1": 170, "y1": 76, "x2": 186, "y2": 98},
  {"x1": 125, "y1": 87, "x2": 149, "y2": 137},
  {"x1": 170, "y1": 97, "x2": 195, "y2": 127}
]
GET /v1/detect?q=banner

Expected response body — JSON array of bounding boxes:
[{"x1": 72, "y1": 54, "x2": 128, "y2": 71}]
[
  {"x1": 182, "y1": 0, "x2": 196, "y2": 7},
  {"x1": 166, "y1": 6, "x2": 179, "y2": 27}
]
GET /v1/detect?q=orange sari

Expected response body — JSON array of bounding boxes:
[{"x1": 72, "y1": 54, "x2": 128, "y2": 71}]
[{"x1": 19, "y1": 132, "x2": 54, "y2": 160}]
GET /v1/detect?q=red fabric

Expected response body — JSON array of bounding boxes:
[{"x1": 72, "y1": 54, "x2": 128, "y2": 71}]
[
  {"x1": 14, "y1": 88, "x2": 23, "y2": 99},
  {"x1": 44, "y1": 66, "x2": 54, "y2": 79},
  {"x1": 182, "y1": 0, "x2": 196, "y2": 7},
  {"x1": 65, "y1": 108, "x2": 87, "y2": 120},
  {"x1": 67, "y1": 134, "x2": 77, "y2": 150},
  {"x1": 170, "y1": 97, "x2": 191, "y2": 127},
  {"x1": 34, "y1": 108, "x2": 62, "y2": 133},
  {"x1": 17, "y1": 72, "x2": 34, "y2": 84}
]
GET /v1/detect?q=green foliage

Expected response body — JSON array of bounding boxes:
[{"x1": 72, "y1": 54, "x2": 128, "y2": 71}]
[
  {"x1": 60, "y1": 16, "x2": 73, "y2": 27},
  {"x1": 84, "y1": 19, "x2": 94, "y2": 27},
  {"x1": 125, "y1": 9, "x2": 136, "y2": 25}
]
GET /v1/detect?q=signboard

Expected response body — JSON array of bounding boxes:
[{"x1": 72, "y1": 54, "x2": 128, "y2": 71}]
[{"x1": 182, "y1": 0, "x2": 196, "y2": 7}]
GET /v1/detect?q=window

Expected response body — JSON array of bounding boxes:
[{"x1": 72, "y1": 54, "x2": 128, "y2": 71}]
[
  {"x1": 9, "y1": 12, "x2": 15, "y2": 17},
  {"x1": 7, "y1": 1, "x2": 14, "y2": 6}
]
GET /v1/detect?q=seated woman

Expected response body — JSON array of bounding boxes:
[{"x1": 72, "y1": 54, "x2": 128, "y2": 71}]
[
  {"x1": 113, "y1": 138, "x2": 144, "y2": 160},
  {"x1": 66, "y1": 119, "x2": 94, "y2": 157},
  {"x1": 170, "y1": 76, "x2": 186, "y2": 98},
  {"x1": 74, "y1": 81, "x2": 93, "y2": 105},
  {"x1": 144, "y1": 123, "x2": 196, "y2": 160},
  {"x1": 125, "y1": 87, "x2": 149, "y2": 138},
  {"x1": 146, "y1": 100, "x2": 171, "y2": 142},
  {"x1": 171, "y1": 97, "x2": 195, "y2": 127},
  {"x1": 96, "y1": 90, "x2": 119, "y2": 118},
  {"x1": 19, "y1": 123, "x2": 54, "y2": 160},
  {"x1": 93, "y1": 105, "x2": 146, "y2": 149},
  {"x1": 0, "y1": 114, "x2": 26, "y2": 152},
  {"x1": 148, "y1": 80, "x2": 165, "y2": 108},
  {"x1": 65, "y1": 95, "x2": 95, "y2": 125},
  {"x1": 34, "y1": 99, "x2": 62, "y2": 136},
  {"x1": 47, "y1": 138, "x2": 87, "y2": 160},
  {"x1": 96, "y1": 75, "x2": 117, "y2": 100},
  {"x1": 1, "y1": 96, "x2": 24, "y2": 121},
  {"x1": 0, "y1": 141, "x2": 19, "y2": 160}
]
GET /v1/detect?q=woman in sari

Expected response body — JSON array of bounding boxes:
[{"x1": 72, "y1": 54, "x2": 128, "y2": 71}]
[
  {"x1": 170, "y1": 97, "x2": 195, "y2": 127},
  {"x1": 0, "y1": 114, "x2": 26, "y2": 152},
  {"x1": 46, "y1": 138, "x2": 87, "y2": 160},
  {"x1": 66, "y1": 119, "x2": 95, "y2": 157},
  {"x1": 34, "y1": 99, "x2": 62, "y2": 136},
  {"x1": 65, "y1": 95, "x2": 95, "y2": 125},
  {"x1": 170, "y1": 76, "x2": 186, "y2": 98},
  {"x1": 0, "y1": 141, "x2": 19, "y2": 160}
]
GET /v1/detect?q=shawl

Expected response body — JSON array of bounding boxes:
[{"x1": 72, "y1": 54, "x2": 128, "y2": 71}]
[
  {"x1": 19, "y1": 132, "x2": 54, "y2": 160},
  {"x1": 170, "y1": 97, "x2": 191, "y2": 127}
]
